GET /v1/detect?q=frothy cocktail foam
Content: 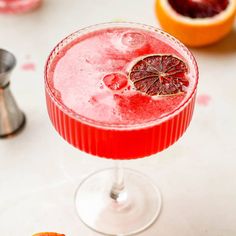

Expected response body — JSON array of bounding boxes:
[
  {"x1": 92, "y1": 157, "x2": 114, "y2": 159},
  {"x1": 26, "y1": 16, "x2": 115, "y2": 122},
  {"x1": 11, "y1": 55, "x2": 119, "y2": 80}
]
[{"x1": 48, "y1": 27, "x2": 196, "y2": 127}]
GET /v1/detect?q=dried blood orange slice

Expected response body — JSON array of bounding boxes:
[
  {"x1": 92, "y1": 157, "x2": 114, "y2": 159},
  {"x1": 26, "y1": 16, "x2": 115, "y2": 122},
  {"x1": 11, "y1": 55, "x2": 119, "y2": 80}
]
[
  {"x1": 129, "y1": 54, "x2": 189, "y2": 96},
  {"x1": 155, "y1": 0, "x2": 236, "y2": 47}
]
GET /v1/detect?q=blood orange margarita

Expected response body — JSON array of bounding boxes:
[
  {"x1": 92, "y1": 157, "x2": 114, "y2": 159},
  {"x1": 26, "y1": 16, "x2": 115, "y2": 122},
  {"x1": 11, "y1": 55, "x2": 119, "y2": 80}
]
[{"x1": 45, "y1": 22, "x2": 198, "y2": 159}]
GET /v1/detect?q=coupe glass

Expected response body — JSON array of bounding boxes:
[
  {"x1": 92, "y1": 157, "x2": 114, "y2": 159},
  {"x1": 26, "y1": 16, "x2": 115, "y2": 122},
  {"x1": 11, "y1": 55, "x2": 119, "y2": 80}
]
[{"x1": 45, "y1": 22, "x2": 198, "y2": 235}]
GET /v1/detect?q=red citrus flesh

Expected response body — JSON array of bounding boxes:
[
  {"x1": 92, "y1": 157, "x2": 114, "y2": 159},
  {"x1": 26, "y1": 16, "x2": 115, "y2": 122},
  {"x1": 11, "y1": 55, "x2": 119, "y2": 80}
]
[
  {"x1": 168, "y1": 0, "x2": 229, "y2": 18},
  {"x1": 129, "y1": 54, "x2": 189, "y2": 96}
]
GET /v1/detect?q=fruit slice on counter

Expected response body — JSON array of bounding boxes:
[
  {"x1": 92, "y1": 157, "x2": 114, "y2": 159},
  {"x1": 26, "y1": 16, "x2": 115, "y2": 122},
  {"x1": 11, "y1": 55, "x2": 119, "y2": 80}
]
[
  {"x1": 155, "y1": 0, "x2": 236, "y2": 47},
  {"x1": 32, "y1": 233, "x2": 65, "y2": 236}
]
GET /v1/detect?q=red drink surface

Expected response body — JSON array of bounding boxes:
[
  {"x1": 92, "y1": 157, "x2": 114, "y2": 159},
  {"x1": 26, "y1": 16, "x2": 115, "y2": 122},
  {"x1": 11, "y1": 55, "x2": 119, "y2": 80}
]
[{"x1": 45, "y1": 23, "x2": 198, "y2": 159}]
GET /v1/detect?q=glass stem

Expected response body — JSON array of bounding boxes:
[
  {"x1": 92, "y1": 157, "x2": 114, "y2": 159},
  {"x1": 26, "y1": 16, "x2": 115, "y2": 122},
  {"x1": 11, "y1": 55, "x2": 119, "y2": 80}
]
[{"x1": 110, "y1": 161, "x2": 126, "y2": 202}]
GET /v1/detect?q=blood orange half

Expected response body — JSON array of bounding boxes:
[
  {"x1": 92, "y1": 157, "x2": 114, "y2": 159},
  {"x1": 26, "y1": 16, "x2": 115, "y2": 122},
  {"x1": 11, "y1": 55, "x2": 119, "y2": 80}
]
[{"x1": 155, "y1": 0, "x2": 236, "y2": 47}]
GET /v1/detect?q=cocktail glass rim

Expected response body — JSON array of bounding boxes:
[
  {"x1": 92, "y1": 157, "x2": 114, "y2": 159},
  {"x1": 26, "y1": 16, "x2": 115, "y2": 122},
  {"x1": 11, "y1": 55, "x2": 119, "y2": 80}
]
[{"x1": 45, "y1": 21, "x2": 199, "y2": 130}]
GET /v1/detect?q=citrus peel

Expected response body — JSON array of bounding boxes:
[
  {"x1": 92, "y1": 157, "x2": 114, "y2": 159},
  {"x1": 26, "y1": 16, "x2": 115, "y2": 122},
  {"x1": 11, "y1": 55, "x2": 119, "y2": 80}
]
[{"x1": 32, "y1": 233, "x2": 65, "y2": 236}]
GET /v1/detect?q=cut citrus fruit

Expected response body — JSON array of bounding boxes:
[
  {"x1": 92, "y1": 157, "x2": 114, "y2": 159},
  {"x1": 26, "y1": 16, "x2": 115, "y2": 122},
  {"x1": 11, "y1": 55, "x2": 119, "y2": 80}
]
[
  {"x1": 155, "y1": 0, "x2": 236, "y2": 47},
  {"x1": 129, "y1": 54, "x2": 189, "y2": 96},
  {"x1": 32, "y1": 233, "x2": 65, "y2": 236}
]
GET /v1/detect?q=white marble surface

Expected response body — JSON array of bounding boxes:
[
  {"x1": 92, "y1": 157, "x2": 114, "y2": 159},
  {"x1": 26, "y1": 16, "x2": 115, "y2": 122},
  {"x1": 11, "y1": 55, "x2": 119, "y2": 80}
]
[{"x1": 0, "y1": 0, "x2": 236, "y2": 235}]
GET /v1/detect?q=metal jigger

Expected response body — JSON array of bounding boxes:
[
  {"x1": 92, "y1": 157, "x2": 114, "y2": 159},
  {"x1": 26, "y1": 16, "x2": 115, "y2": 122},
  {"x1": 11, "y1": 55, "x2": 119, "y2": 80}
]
[{"x1": 0, "y1": 49, "x2": 26, "y2": 138}]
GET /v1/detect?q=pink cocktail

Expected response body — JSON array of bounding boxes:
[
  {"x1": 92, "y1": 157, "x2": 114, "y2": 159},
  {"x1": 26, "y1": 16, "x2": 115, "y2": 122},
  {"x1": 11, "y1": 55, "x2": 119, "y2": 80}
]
[
  {"x1": 0, "y1": 0, "x2": 42, "y2": 13},
  {"x1": 45, "y1": 22, "x2": 198, "y2": 235}
]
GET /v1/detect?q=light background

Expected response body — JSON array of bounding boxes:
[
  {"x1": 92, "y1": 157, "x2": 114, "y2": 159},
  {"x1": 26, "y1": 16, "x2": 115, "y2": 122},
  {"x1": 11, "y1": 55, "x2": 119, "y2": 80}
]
[{"x1": 0, "y1": 0, "x2": 236, "y2": 235}]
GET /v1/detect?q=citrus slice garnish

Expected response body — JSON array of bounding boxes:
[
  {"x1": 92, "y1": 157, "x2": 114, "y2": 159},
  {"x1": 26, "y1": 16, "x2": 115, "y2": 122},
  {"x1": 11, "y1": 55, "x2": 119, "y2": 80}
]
[
  {"x1": 155, "y1": 0, "x2": 236, "y2": 47},
  {"x1": 32, "y1": 233, "x2": 65, "y2": 236},
  {"x1": 129, "y1": 54, "x2": 189, "y2": 96}
]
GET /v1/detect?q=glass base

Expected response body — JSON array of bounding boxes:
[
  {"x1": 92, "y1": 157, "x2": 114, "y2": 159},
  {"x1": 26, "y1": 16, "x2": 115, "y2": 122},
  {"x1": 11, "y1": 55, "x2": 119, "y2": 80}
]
[{"x1": 75, "y1": 168, "x2": 162, "y2": 235}]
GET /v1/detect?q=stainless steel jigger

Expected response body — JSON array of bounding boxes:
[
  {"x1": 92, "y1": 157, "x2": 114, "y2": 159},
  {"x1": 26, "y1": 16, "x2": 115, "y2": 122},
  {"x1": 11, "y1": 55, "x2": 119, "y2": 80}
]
[{"x1": 0, "y1": 49, "x2": 26, "y2": 138}]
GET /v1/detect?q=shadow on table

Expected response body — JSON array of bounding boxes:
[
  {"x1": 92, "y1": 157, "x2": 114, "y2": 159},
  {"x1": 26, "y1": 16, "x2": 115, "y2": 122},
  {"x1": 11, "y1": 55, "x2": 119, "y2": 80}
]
[{"x1": 192, "y1": 29, "x2": 236, "y2": 56}]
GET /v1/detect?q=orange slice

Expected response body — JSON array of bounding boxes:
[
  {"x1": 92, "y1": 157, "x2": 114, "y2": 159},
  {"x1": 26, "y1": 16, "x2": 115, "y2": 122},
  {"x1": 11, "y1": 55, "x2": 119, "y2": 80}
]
[
  {"x1": 155, "y1": 0, "x2": 236, "y2": 47},
  {"x1": 33, "y1": 233, "x2": 65, "y2": 236}
]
